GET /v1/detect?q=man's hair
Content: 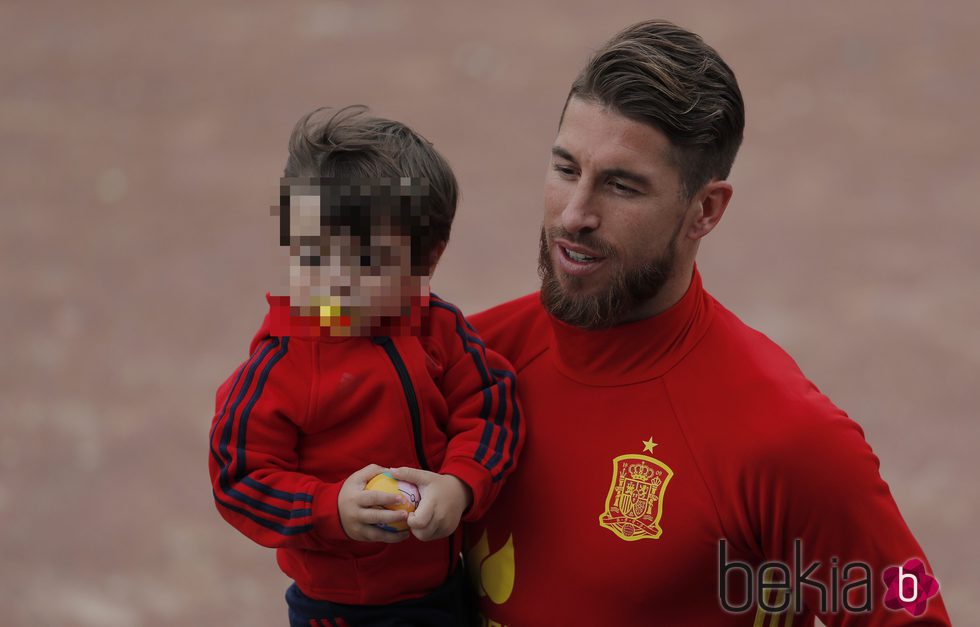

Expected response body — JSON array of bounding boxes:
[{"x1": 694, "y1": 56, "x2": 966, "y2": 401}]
[
  {"x1": 280, "y1": 105, "x2": 458, "y2": 270},
  {"x1": 564, "y1": 20, "x2": 744, "y2": 199}
]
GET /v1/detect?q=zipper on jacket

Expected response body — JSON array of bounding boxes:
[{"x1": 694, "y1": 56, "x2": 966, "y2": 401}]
[{"x1": 373, "y1": 336, "x2": 430, "y2": 471}]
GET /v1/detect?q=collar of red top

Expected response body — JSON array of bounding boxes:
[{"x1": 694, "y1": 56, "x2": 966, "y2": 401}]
[
  {"x1": 265, "y1": 293, "x2": 429, "y2": 341},
  {"x1": 546, "y1": 266, "x2": 714, "y2": 386}
]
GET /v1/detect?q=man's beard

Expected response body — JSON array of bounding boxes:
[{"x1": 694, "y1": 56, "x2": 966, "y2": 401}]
[{"x1": 538, "y1": 225, "x2": 680, "y2": 329}]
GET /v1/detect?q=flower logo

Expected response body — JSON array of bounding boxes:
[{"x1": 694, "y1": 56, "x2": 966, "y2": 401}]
[{"x1": 882, "y1": 558, "x2": 939, "y2": 616}]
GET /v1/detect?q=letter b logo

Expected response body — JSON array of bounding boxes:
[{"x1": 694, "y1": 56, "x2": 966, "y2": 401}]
[{"x1": 897, "y1": 567, "x2": 918, "y2": 603}]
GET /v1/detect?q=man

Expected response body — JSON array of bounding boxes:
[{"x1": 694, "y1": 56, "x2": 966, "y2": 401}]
[{"x1": 464, "y1": 19, "x2": 950, "y2": 626}]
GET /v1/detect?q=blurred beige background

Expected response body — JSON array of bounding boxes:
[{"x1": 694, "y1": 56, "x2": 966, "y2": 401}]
[{"x1": 2, "y1": 1, "x2": 977, "y2": 625}]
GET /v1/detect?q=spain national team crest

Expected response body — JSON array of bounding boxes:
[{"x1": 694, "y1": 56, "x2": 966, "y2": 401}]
[{"x1": 599, "y1": 453, "x2": 673, "y2": 541}]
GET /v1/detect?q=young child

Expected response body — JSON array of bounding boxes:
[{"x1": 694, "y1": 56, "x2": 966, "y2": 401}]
[{"x1": 208, "y1": 105, "x2": 523, "y2": 626}]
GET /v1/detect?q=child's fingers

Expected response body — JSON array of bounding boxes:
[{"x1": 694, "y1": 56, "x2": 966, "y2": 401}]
[
  {"x1": 407, "y1": 498, "x2": 435, "y2": 530},
  {"x1": 349, "y1": 463, "x2": 390, "y2": 487},
  {"x1": 359, "y1": 506, "x2": 409, "y2": 527},
  {"x1": 389, "y1": 466, "x2": 432, "y2": 486},
  {"x1": 355, "y1": 489, "x2": 404, "y2": 508}
]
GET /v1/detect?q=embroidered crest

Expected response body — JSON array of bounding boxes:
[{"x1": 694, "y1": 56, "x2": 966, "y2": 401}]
[{"x1": 599, "y1": 453, "x2": 673, "y2": 541}]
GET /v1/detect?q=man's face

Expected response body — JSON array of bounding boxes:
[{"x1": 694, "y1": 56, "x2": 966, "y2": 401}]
[{"x1": 539, "y1": 97, "x2": 695, "y2": 329}]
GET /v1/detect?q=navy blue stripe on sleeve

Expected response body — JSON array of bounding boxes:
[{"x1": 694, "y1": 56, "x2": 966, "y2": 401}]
[
  {"x1": 431, "y1": 299, "x2": 492, "y2": 388},
  {"x1": 490, "y1": 367, "x2": 521, "y2": 482},
  {"x1": 461, "y1": 316, "x2": 487, "y2": 346},
  {"x1": 212, "y1": 336, "x2": 315, "y2": 529},
  {"x1": 210, "y1": 360, "x2": 248, "y2": 445},
  {"x1": 242, "y1": 476, "x2": 314, "y2": 504},
  {"x1": 481, "y1": 378, "x2": 510, "y2": 472},
  {"x1": 213, "y1": 491, "x2": 313, "y2": 536},
  {"x1": 472, "y1": 386, "x2": 494, "y2": 465},
  {"x1": 234, "y1": 337, "x2": 290, "y2": 481},
  {"x1": 431, "y1": 296, "x2": 521, "y2": 476},
  {"x1": 212, "y1": 338, "x2": 277, "y2": 468},
  {"x1": 221, "y1": 485, "x2": 312, "y2": 520},
  {"x1": 430, "y1": 299, "x2": 498, "y2": 464}
]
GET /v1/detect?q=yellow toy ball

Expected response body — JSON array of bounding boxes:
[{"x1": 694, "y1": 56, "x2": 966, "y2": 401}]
[{"x1": 364, "y1": 472, "x2": 421, "y2": 532}]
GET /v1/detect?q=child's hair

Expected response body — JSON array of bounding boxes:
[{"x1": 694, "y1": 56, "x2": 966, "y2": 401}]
[{"x1": 280, "y1": 105, "x2": 458, "y2": 273}]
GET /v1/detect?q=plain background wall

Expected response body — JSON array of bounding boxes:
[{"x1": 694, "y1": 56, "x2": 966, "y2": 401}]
[{"x1": 2, "y1": 1, "x2": 977, "y2": 624}]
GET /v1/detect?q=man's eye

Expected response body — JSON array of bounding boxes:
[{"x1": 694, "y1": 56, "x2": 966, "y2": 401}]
[
  {"x1": 553, "y1": 164, "x2": 577, "y2": 177},
  {"x1": 612, "y1": 181, "x2": 638, "y2": 196}
]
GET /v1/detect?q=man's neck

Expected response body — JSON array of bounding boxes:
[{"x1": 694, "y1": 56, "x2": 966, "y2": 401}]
[{"x1": 617, "y1": 262, "x2": 695, "y2": 325}]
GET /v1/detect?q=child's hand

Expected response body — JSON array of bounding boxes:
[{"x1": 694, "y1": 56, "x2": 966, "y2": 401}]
[
  {"x1": 337, "y1": 464, "x2": 411, "y2": 543},
  {"x1": 389, "y1": 467, "x2": 473, "y2": 542}
]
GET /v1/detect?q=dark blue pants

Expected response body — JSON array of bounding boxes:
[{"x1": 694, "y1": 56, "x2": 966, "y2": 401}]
[{"x1": 285, "y1": 565, "x2": 471, "y2": 627}]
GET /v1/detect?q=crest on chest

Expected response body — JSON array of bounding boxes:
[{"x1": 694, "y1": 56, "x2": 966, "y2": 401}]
[{"x1": 599, "y1": 452, "x2": 673, "y2": 541}]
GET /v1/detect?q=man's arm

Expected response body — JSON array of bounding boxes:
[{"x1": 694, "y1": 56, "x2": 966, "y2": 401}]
[{"x1": 755, "y1": 400, "x2": 950, "y2": 625}]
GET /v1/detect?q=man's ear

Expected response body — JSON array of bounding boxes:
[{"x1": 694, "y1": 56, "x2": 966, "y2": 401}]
[
  {"x1": 428, "y1": 240, "x2": 448, "y2": 274},
  {"x1": 687, "y1": 180, "x2": 733, "y2": 241}
]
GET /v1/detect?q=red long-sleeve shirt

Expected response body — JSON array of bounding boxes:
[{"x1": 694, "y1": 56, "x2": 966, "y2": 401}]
[
  {"x1": 209, "y1": 293, "x2": 522, "y2": 605},
  {"x1": 464, "y1": 268, "x2": 949, "y2": 626}
]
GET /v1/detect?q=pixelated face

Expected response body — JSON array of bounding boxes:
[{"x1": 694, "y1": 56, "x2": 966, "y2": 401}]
[
  {"x1": 278, "y1": 178, "x2": 431, "y2": 330},
  {"x1": 539, "y1": 97, "x2": 693, "y2": 328}
]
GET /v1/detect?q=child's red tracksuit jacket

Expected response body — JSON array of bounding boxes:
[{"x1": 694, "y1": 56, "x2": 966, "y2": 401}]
[{"x1": 208, "y1": 294, "x2": 523, "y2": 605}]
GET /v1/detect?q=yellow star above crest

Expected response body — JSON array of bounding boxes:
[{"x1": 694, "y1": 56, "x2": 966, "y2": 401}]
[{"x1": 642, "y1": 437, "x2": 657, "y2": 453}]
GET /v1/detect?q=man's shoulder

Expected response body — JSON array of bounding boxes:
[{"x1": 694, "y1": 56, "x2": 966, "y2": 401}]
[
  {"x1": 467, "y1": 292, "x2": 550, "y2": 372},
  {"x1": 697, "y1": 295, "x2": 811, "y2": 388},
  {"x1": 680, "y1": 294, "x2": 864, "y2": 455}
]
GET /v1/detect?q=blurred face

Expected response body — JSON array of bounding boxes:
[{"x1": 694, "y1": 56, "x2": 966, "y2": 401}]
[
  {"x1": 286, "y1": 193, "x2": 427, "y2": 331},
  {"x1": 539, "y1": 97, "x2": 696, "y2": 328}
]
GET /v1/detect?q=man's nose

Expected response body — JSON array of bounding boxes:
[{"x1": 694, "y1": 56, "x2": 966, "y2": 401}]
[{"x1": 560, "y1": 182, "x2": 600, "y2": 233}]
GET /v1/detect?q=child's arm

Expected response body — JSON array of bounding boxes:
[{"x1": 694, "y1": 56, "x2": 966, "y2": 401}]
[
  {"x1": 208, "y1": 337, "x2": 408, "y2": 549},
  {"x1": 394, "y1": 296, "x2": 524, "y2": 540}
]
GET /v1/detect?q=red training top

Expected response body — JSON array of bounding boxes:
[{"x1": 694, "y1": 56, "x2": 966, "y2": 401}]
[{"x1": 464, "y1": 268, "x2": 949, "y2": 626}]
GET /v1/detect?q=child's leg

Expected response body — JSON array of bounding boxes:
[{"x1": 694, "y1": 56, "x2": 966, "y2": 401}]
[
  {"x1": 285, "y1": 582, "x2": 349, "y2": 627},
  {"x1": 284, "y1": 565, "x2": 472, "y2": 627}
]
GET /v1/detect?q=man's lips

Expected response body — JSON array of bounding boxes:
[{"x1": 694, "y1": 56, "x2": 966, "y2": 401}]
[
  {"x1": 553, "y1": 238, "x2": 607, "y2": 277},
  {"x1": 554, "y1": 238, "x2": 604, "y2": 259}
]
